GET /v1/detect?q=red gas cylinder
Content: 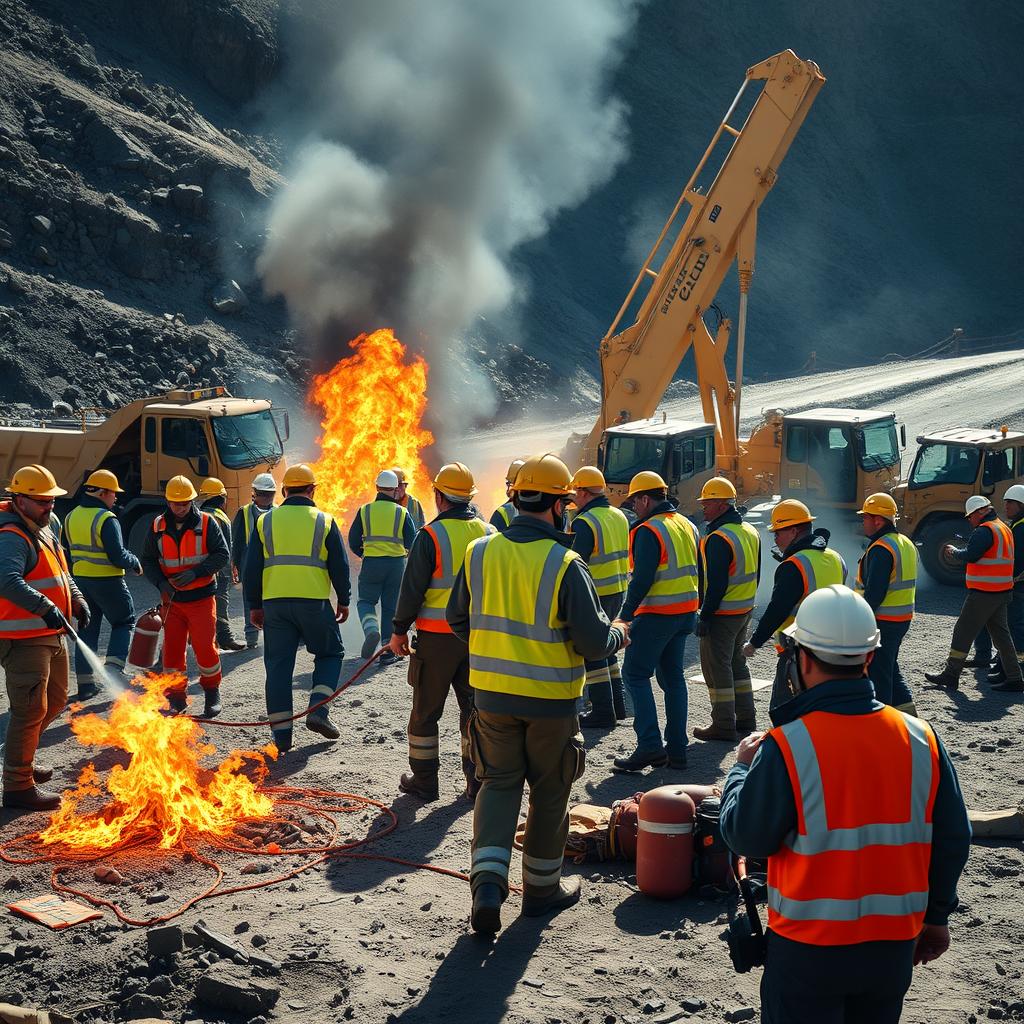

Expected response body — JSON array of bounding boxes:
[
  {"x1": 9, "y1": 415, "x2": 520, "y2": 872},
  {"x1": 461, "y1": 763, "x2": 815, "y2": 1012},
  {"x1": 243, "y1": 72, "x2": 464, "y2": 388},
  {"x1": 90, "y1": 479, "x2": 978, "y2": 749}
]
[
  {"x1": 637, "y1": 785, "x2": 696, "y2": 898},
  {"x1": 127, "y1": 607, "x2": 163, "y2": 671}
]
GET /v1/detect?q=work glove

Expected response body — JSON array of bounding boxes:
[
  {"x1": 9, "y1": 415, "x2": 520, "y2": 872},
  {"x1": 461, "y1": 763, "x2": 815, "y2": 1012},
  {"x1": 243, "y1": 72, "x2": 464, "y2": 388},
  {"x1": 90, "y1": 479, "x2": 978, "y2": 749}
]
[
  {"x1": 73, "y1": 598, "x2": 91, "y2": 631},
  {"x1": 695, "y1": 615, "x2": 710, "y2": 637},
  {"x1": 249, "y1": 609, "x2": 265, "y2": 630},
  {"x1": 41, "y1": 603, "x2": 69, "y2": 632},
  {"x1": 172, "y1": 569, "x2": 197, "y2": 587}
]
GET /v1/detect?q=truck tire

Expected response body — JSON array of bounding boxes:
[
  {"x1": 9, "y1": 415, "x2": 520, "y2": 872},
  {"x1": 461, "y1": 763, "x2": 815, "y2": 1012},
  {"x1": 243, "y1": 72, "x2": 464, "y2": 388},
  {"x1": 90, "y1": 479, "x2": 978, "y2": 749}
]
[
  {"x1": 916, "y1": 517, "x2": 968, "y2": 587},
  {"x1": 126, "y1": 510, "x2": 159, "y2": 561}
]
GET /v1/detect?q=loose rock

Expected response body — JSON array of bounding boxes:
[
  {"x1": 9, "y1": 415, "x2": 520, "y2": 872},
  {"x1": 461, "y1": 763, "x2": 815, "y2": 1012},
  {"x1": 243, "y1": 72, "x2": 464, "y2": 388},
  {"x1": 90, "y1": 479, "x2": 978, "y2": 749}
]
[{"x1": 196, "y1": 964, "x2": 279, "y2": 1015}]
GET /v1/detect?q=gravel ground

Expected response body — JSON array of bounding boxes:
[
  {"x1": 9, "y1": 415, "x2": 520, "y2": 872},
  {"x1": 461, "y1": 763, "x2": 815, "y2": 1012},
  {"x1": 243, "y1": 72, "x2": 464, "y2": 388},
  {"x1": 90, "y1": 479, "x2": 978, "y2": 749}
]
[{"x1": 0, "y1": 571, "x2": 1021, "y2": 1024}]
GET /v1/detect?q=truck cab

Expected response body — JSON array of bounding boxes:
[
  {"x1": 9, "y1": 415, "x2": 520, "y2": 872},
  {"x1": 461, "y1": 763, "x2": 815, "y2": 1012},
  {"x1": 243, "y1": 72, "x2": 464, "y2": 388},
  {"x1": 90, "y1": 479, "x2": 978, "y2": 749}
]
[
  {"x1": 895, "y1": 426, "x2": 1024, "y2": 584},
  {"x1": 598, "y1": 417, "x2": 715, "y2": 514},
  {"x1": 778, "y1": 408, "x2": 903, "y2": 510}
]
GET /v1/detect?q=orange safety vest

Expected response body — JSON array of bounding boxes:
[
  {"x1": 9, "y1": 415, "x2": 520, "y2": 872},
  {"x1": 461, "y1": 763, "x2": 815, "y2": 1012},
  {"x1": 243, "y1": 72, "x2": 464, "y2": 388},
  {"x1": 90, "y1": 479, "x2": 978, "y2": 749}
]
[
  {"x1": 965, "y1": 519, "x2": 1015, "y2": 592},
  {"x1": 153, "y1": 512, "x2": 214, "y2": 591},
  {"x1": 0, "y1": 516, "x2": 73, "y2": 640},
  {"x1": 768, "y1": 706, "x2": 939, "y2": 945}
]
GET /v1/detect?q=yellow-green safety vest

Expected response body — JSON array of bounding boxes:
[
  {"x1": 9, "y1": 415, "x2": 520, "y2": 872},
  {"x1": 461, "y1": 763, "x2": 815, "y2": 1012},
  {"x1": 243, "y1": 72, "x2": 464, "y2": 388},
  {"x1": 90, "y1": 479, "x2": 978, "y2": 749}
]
[
  {"x1": 574, "y1": 505, "x2": 629, "y2": 598},
  {"x1": 466, "y1": 533, "x2": 586, "y2": 700},
  {"x1": 65, "y1": 505, "x2": 123, "y2": 578},
  {"x1": 777, "y1": 547, "x2": 847, "y2": 645},
  {"x1": 855, "y1": 531, "x2": 917, "y2": 623},
  {"x1": 243, "y1": 502, "x2": 274, "y2": 544},
  {"x1": 258, "y1": 504, "x2": 334, "y2": 600},
  {"x1": 359, "y1": 500, "x2": 409, "y2": 558},
  {"x1": 701, "y1": 520, "x2": 760, "y2": 615},
  {"x1": 415, "y1": 516, "x2": 495, "y2": 633},
  {"x1": 405, "y1": 494, "x2": 426, "y2": 530},
  {"x1": 631, "y1": 512, "x2": 700, "y2": 615},
  {"x1": 493, "y1": 501, "x2": 516, "y2": 529}
]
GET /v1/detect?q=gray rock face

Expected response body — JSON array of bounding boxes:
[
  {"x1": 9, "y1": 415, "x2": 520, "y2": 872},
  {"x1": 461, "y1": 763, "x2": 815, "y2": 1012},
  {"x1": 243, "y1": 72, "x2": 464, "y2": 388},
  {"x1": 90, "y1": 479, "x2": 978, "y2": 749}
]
[{"x1": 209, "y1": 279, "x2": 248, "y2": 314}]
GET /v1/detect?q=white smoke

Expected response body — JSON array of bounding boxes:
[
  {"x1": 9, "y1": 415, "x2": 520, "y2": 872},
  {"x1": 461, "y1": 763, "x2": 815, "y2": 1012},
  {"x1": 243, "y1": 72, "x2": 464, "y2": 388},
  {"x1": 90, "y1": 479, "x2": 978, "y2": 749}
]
[{"x1": 259, "y1": 0, "x2": 640, "y2": 422}]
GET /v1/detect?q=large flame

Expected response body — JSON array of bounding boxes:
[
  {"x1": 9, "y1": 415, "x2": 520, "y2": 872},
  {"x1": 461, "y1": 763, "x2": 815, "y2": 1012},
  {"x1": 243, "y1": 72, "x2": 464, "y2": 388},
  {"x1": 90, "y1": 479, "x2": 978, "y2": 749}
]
[
  {"x1": 40, "y1": 674, "x2": 274, "y2": 851},
  {"x1": 309, "y1": 328, "x2": 435, "y2": 525}
]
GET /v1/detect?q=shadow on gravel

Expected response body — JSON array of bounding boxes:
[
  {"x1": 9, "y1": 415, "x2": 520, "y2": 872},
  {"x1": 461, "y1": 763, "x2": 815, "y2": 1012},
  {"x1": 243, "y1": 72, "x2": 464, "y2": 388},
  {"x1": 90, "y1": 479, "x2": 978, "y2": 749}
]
[{"x1": 613, "y1": 886, "x2": 729, "y2": 936}]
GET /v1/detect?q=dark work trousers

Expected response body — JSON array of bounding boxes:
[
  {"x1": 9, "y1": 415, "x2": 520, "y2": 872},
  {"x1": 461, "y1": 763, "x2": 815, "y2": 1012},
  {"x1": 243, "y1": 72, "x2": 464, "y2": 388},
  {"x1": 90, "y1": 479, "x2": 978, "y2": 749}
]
[
  {"x1": 74, "y1": 575, "x2": 135, "y2": 678},
  {"x1": 214, "y1": 571, "x2": 239, "y2": 644},
  {"x1": 263, "y1": 598, "x2": 344, "y2": 748},
  {"x1": 974, "y1": 587, "x2": 1024, "y2": 670},
  {"x1": 870, "y1": 619, "x2": 914, "y2": 710},
  {"x1": 760, "y1": 931, "x2": 914, "y2": 1024},
  {"x1": 770, "y1": 650, "x2": 796, "y2": 712},
  {"x1": 406, "y1": 630, "x2": 475, "y2": 790},
  {"x1": 943, "y1": 589, "x2": 1022, "y2": 682},
  {"x1": 357, "y1": 556, "x2": 405, "y2": 646},
  {"x1": 698, "y1": 611, "x2": 754, "y2": 732},
  {"x1": 582, "y1": 592, "x2": 625, "y2": 720},
  {"x1": 622, "y1": 611, "x2": 695, "y2": 760}
]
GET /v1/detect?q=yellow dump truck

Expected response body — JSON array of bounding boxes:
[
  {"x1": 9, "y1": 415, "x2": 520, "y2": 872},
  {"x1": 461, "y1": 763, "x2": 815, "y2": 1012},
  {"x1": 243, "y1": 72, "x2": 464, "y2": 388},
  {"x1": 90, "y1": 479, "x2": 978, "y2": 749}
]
[{"x1": 0, "y1": 386, "x2": 289, "y2": 554}]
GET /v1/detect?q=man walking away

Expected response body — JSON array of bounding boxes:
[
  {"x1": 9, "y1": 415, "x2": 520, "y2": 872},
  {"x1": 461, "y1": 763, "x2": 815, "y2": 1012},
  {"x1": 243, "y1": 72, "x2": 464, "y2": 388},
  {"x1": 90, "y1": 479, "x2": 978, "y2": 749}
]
[
  {"x1": 693, "y1": 477, "x2": 760, "y2": 741},
  {"x1": 349, "y1": 469, "x2": 417, "y2": 662},
  {"x1": 199, "y1": 477, "x2": 246, "y2": 652},
  {"x1": 721, "y1": 585, "x2": 971, "y2": 1023},
  {"x1": 231, "y1": 472, "x2": 278, "y2": 649},
  {"x1": 390, "y1": 463, "x2": 494, "y2": 801},
  {"x1": 447, "y1": 453, "x2": 627, "y2": 933},
  {"x1": 64, "y1": 469, "x2": 141, "y2": 698},
  {"x1": 245, "y1": 463, "x2": 351, "y2": 752}
]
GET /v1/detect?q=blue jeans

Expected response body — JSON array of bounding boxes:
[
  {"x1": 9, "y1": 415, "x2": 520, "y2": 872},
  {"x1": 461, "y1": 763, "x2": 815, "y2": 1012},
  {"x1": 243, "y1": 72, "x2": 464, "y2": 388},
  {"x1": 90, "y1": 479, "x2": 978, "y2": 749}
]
[
  {"x1": 356, "y1": 556, "x2": 405, "y2": 644},
  {"x1": 621, "y1": 611, "x2": 695, "y2": 759},
  {"x1": 871, "y1": 619, "x2": 913, "y2": 707},
  {"x1": 74, "y1": 576, "x2": 135, "y2": 675},
  {"x1": 263, "y1": 599, "x2": 344, "y2": 746}
]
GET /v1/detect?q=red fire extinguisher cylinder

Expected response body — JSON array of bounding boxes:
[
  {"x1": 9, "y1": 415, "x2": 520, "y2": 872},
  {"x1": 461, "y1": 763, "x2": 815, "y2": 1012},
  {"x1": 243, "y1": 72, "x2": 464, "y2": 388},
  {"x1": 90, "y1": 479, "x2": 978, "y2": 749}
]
[
  {"x1": 637, "y1": 785, "x2": 696, "y2": 899},
  {"x1": 127, "y1": 607, "x2": 163, "y2": 671}
]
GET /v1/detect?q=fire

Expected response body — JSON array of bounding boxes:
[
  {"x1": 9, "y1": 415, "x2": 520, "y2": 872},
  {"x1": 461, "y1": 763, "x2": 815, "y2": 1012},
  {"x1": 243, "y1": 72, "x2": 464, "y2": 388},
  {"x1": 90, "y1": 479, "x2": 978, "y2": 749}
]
[
  {"x1": 308, "y1": 328, "x2": 435, "y2": 525},
  {"x1": 40, "y1": 674, "x2": 274, "y2": 851}
]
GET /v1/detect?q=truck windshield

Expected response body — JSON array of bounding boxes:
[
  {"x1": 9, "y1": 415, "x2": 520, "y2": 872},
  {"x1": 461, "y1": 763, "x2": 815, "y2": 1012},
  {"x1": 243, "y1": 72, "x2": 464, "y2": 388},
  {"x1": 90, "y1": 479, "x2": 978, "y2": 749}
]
[
  {"x1": 909, "y1": 443, "x2": 980, "y2": 488},
  {"x1": 211, "y1": 411, "x2": 283, "y2": 469},
  {"x1": 603, "y1": 434, "x2": 668, "y2": 483},
  {"x1": 856, "y1": 421, "x2": 900, "y2": 470}
]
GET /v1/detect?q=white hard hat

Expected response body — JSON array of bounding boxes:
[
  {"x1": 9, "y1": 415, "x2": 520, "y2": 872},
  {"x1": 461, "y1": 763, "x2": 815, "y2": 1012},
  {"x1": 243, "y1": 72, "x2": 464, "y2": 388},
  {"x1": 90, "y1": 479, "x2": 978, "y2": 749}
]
[
  {"x1": 783, "y1": 584, "x2": 880, "y2": 666},
  {"x1": 376, "y1": 469, "x2": 400, "y2": 489},
  {"x1": 252, "y1": 473, "x2": 277, "y2": 492},
  {"x1": 1004, "y1": 484, "x2": 1024, "y2": 503},
  {"x1": 965, "y1": 495, "x2": 992, "y2": 516}
]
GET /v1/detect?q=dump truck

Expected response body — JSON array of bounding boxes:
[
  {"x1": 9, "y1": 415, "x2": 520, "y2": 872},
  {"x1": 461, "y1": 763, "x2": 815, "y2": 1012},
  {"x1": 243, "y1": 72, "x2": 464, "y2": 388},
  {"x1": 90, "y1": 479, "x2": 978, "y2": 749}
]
[
  {"x1": 895, "y1": 425, "x2": 1024, "y2": 585},
  {"x1": 0, "y1": 386, "x2": 289, "y2": 554}
]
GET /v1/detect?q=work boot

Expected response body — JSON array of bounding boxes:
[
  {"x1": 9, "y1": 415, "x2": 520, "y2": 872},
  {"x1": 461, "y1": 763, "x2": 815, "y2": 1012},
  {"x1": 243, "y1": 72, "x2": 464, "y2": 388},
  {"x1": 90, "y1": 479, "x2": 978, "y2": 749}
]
[
  {"x1": 201, "y1": 689, "x2": 222, "y2": 718},
  {"x1": 306, "y1": 715, "x2": 341, "y2": 740},
  {"x1": 360, "y1": 628, "x2": 381, "y2": 659},
  {"x1": 398, "y1": 772, "x2": 440, "y2": 801},
  {"x1": 579, "y1": 710, "x2": 616, "y2": 729},
  {"x1": 736, "y1": 720, "x2": 758, "y2": 735},
  {"x1": 521, "y1": 876, "x2": 582, "y2": 919},
  {"x1": 218, "y1": 634, "x2": 247, "y2": 652},
  {"x1": 962, "y1": 655, "x2": 986, "y2": 668},
  {"x1": 693, "y1": 724, "x2": 739, "y2": 742},
  {"x1": 378, "y1": 649, "x2": 398, "y2": 667},
  {"x1": 245, "y1": 636, "x2": 260, "y2": 650},
  {"x1": 992, "y1": 679, "x2": 1024, "y2": 693},
  {"x1": 75, "y1": 678, "x2": 100, "y2": 700},
  {"x1": 3, "y1": 786, "x2": 61, "y2": 811},
  {"x1": 924, "y1": 671, "x2": 960, "y2": 691},
  {"x1": 471, "y1": 882, "x2": 504, "y2": 934},
  {"x1": 32, "y1": 764, "x2": 53, "y2": 784},
  {"x1": 612, "y1": 749, "x2": 668, "y2": 773},
  {"x1": 272, "y1": 730, "x2": 293, "y2": 754},
  {"x1": 166, "y1": 690, "x2": 188, "y2": 713}
]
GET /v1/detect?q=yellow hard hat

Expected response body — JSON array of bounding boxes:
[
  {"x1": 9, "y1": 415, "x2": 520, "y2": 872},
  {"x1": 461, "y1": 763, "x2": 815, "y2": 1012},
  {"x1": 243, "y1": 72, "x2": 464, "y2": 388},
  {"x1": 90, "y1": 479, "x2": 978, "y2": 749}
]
[
  {"x1": 199, "y1": 477, "x2": 227, "y2": 498},
  {"x1": 9, "y1": 464, "x2": 67, "y2": 499},
  {"x1": 433, "y1": 462, "x2": 477, "y2": 500},
  {"x1": 84, "y1": 469, "x2": 123, "y2": 493},
  {"x1": 511, "y1": 453, "x2": 574, "y2": 496},
  {"x1": 282, "y1": 463, "x2": 316, "y2": 488},
  {"x1": 165, "y1": 475, "x2": 198, "y2": 502},
  {"x1": 769, "y1": 498, "x2": 815, "y2": 531},
  {"x1": 699, "y1": 476, "x2": 737, "y2": 501},
  {"x1": 857, "y1": 492, "x2": 899, "y2": 520},
  {"x1": 389, "y1": 467, "x2": 408, "y2": 484},
  {"x1": 571, "y1": 466, "x2": 606, "y2": 490},
  {"x1": 627, "y1": 470, "x2": 668, "y2": 497},
  {"x1": 505, "y1": 459, "x2": 525, "y2": 485}
]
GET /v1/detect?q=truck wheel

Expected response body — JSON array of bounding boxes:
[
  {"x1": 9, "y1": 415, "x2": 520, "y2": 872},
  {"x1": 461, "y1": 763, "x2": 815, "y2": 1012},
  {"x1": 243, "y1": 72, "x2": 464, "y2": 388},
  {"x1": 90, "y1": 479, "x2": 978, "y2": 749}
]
[
  {"x1": 126, "y1": 511, "x2": 159, "y2": 561},
  {"x1": 916, "y1": 518, "x2": 967, "y2": 587}
]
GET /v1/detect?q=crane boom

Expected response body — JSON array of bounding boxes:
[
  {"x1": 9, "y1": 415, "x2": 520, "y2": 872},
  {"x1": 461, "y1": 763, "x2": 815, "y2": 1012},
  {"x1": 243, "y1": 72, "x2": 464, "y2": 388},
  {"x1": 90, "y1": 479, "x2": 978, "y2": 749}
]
[{"x1": 577, "y1": 51, "x2": 825, "y2": 481}]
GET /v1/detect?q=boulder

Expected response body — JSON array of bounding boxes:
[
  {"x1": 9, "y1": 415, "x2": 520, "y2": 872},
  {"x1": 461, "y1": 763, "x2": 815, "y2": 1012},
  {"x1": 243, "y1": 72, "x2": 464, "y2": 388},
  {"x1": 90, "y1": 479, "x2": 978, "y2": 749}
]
[
  {"x1": 208, "y1": 280, "x2": 247, "y2": 314},
  {"x1": 30, "y1": 215, "x2": 52, "y2": 236},
  {"x1": 195, "y1": 965, "x2": 278, "y2": 1015},
  {"x1": 170, "y1": 184, "x2": 204, "y2": 216}
]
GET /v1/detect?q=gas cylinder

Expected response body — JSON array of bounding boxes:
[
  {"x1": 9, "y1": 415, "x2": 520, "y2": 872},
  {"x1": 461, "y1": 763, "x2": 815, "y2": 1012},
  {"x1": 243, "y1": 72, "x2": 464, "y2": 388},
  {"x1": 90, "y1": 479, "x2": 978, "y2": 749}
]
[
  {"x1": 637, "y1": 785, "x2": 696, "y2": 898},
  {"x1": 127, "y1": 607, "x2": 163, "y2": 671}
]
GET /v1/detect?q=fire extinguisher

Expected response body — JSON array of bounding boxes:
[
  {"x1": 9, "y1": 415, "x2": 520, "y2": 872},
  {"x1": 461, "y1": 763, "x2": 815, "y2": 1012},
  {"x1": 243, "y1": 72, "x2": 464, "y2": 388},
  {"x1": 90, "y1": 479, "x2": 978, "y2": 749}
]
[{"x1": 127, "y1": 607, "x2": 164, "y2": 672}]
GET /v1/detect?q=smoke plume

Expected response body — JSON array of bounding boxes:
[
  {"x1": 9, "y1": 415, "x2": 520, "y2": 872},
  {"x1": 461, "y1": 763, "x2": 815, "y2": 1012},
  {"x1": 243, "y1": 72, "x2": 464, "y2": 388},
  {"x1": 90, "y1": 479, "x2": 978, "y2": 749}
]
[{"x1": 259, "y1": 0, "x2": 640, "y2": 421}]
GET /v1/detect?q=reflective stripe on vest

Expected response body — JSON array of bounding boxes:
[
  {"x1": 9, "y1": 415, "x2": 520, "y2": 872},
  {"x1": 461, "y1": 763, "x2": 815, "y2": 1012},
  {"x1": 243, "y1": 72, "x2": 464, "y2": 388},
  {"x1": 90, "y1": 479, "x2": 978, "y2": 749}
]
[
  {"x1": 406, "y1": 494, "x2": 425, "y2": 530},
  {"x1": 210, "y1": 507, "x2": 231, "y2": 530},
  {"x1": 259, "y1": 505, "x2": 333, "y2": 600},
  {"x1": 855, "y1": 531, "x2": 918, "y2": 622},
  {"x1": 767, "y1": 708, "x2": 938, "y2": 944},
  {"x1": 966, "y1": 519, "x2": 1015, "y2": 592},
  {"x1": 630, "y1": 512, "x2": 699, "y2": 615},
  {"x1": 154, "y1": 513, "x2": 213, "y2": 590},
  {"x1": 494, "y1": 501, "x2": 515, "y2": 529},
  {"x1": 466, "y1": 534, "x2": 586, "y2": 699},
  {"x1": 416, "y1": 517, "x2": 494, "y2": 633},
  {"x1": 243, "y1": 503, "x2": 272, "y2": 543},
  {"x1": 776, "y1": 547, "x2": 846, "y2": 646},
  {"x1": 66, "y1": 505, "x2": 123, "y2": 578},
  {"x1": 700, "y1": 520, "x2": 759, "y2": 615},
  {"x1": 575, "y1": 505, "x2": 629, "y2": 597},
  {"x1": 360, "y1": 501, "x2": 408, "y2": 558},
  {"x1": 0, "y1": 525, "x2": 73, "y2": 637}
]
